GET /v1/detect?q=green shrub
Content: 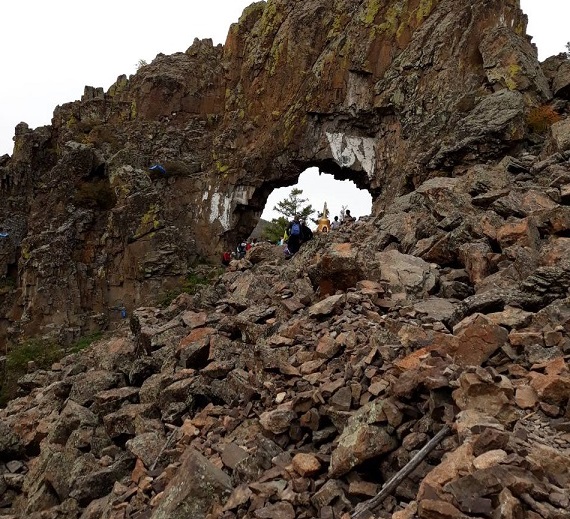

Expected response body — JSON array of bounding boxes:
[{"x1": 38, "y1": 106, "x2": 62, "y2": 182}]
[
  {"x1": 0, "y1": 339, "x2": 63, "y2": 406},
  {"x1": 158, "y1": 266, "x2": 224, "y2": 307},
  {"x1": 0, "y1": 331, "x2": 104, "y2": 406},
  {"x1": 70, "y1": 331, "x2": 104, "y2": 353}
]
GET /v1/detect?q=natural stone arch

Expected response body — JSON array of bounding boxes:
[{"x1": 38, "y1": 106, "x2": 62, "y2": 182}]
[
  {"x1": 223, "y1": 158, "x2": 380, "y2": 249},
  {"x1": 0, "y1": 0, "x2": 549, "y2": 340}
]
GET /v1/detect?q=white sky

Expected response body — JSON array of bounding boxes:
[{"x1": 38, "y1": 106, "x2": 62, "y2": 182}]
[{"x1": 0, "y1": 0, "x2": 567, "y2": 222}]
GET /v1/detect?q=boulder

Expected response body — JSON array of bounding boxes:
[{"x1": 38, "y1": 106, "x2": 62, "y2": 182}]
[
  {"x1": 373, "y1": 250, "x2": 438, "y2": 300},
  {"x1": 150, "y1": 448, "x2": 232, "y2": 519}
]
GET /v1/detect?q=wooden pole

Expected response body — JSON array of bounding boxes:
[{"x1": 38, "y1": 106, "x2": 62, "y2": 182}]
[{"x1": 351, "y1": 424, "x2": 451, "y2": 519}]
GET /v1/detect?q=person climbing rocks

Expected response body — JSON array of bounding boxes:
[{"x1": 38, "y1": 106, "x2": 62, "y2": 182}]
[
  {"x1": 331, "y1": 216, "x2": 340, "y2": 230},
  {"x1": 222, "y1": 250, "x2": 232, "y2": 266},
  {"x1": 237, "y1": 240, "x2": 247, "y2": 259},
  {"x1": 343, "y1": 209, "x2": 356, "y2": 224},
  {"x1": 300, "y1": 220, "x2": 313, "y2": 243},
  {"x1": 286, "y1": 215, "x2": 302, "y2": 255}
]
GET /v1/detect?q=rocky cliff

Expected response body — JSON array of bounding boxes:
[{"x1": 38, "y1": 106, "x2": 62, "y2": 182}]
[
  {"x1": 1, "y1": 2, "x2": 570, "y2": 516},
  {"x1": 0, "y1": 0, "x2": 558, "y2": 342},
  {"x1": 2, "y1": 136, "x2": 570, "y2": 518}
]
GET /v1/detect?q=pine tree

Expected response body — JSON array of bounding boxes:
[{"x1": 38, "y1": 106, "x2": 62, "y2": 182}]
[
  {"x1": 262, "y1": 216, "x2": 289, "y2": 243},
  {"x1": 272, "y1": 188, "x2": 315, "y2": 222}
]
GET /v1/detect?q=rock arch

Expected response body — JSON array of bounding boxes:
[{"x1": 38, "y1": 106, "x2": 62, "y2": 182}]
[
  {"x1": 229, "y1": 157, "x2": 379, "y2": 246},
  {"x1": 0, "y1": 0, "x2": 550, "y2": 339}
]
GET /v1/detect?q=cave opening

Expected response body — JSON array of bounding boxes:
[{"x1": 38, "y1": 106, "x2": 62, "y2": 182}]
[
  {"x1": 252, "y1": 167, "x2": 373, "y2": 241},
  {"x1": 223, "y1": 161, "x2": 377, "y2": 254},
  {"x1": 264, "y1": 167, "x2": 373, "y2": 222}
]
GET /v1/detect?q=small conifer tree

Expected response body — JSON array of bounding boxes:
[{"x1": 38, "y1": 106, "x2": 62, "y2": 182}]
[{"x1": 262, "y1": 188, "x2": 315, "y2": 242}]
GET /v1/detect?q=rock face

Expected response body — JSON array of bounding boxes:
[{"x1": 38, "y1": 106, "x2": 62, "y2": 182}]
[
  {"x1": 1, "y1": 6, "x2": 570, "y2": 515},
  {"x1": 2, "y1": 158, "x2": 570, "y2": 518},
  {"x1": 0, "y1": 0, "x2": 553, "y2": 341}
]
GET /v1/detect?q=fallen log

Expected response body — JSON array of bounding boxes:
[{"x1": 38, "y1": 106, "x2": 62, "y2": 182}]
[{"x1": 351, "y1": 424, "x2": 451, "y2": 519}]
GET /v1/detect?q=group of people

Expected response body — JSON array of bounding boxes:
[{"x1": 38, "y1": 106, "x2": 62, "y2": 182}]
[
  {"x1": 220, "y1": 208, "x2": 359, "y2": 265},
  {"x1": 282, "y1": 208, "x2": 356, "y2": 257},
  {"x1": 221, "y1": 238, "x2": 259, "y2": 265},
  {"x1": 329, "y1": 209, "x2": 356, "y2": 231}
]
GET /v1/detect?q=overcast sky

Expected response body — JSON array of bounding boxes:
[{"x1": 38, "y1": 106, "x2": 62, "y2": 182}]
[{"x1": 1, "y1": 0, "x2": 567, "y2": 222}]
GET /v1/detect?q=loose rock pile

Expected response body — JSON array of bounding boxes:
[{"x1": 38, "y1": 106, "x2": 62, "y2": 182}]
[{"x1": 1, "y1": 135, "x2": 570, "y2": 518}]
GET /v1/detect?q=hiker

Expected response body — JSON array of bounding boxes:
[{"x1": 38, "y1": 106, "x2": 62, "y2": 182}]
[
  {"x1": 237, "y1": 241, "x2": 247, "y2": 259},
  {"x1": 331, "y1": 216, "x2": 340, "y2": 230},
  {"x1": 0, "y1": 231, "x2": 8, "y2": 238},
  {"x1": 301, "y1": 220, "x2": 314, "y2": 243},
  {"x1": 343, "y1": 209, "x2": 356, "y2": 224},
  {"x1": 286, "y1": 215, "x2": 302, "y2": 255},
  {"x1": 221, "y1": 251, "x2": 232, "y2": 266}
]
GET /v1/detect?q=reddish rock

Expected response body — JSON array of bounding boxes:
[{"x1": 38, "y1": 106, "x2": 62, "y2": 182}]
[
  {"x1": 459, "y1": 241, "x2": 492, "y2": 285},
  {"x1": 221, "y1": 443, "x2": 249, "y2": 470},
  {"x1": 316, "y1": 335, "x2": 341, "y2": 359},
  {"x1": 496, "y1": 488, "x2": 523, "y2": 519},
  {"x1": 254, "y1": 501, "x2": 295, "y2": 519},
  {"x1": 259, "y1": 408, "x2": 297, "y2": 435},
  {"x1": 125, "y1": 431, "x2": 164, "y2": 469},
  {"x1": 509, "y1": 330, "x2": 544, "y2": 348},
  {"x1": 329, "y1": 400, "x2": 398, "y2": 477},
  {"x1": 496, "y1": 219, "x2": 541, "y2": 249},
  {"x1": 418, "y1": 499, "x2": 469, "y2": 519},
  {"x1": 514, "y1": 385, "x2": 539, "y2": 409},
  {"x1": 348, "y1": 480, "x2": 378, "y2": 497},
  {"x1": 486, "y1": 306, "x2": 533, "y2": 329},
  {"x1": 374, "y1": 250, "x2": 438, "y2": 299},
  {"x1": 308, "y1": 294, "x2": 345, "y2": 317},
  {"x1": 176, "y1": 327, "x2": 215, "y2": 369},
  {"x1": 529, "y1": 371, "x2": 570, "y2": 405},
  {"x1": 452, "y1": 315, "x2": 509, "y2": 367},
  {"x1": 291, "y1": 453, "x2": 321, "y2": 477},
  {"x1": 180, "y1": 311, "x2": 207, "y2": 329},
  {"x1": 472, "y1": 449, "x2": 508, "y2": 470},
  {"x1": 419, "y1": 443, "x2": 475, "y2": 497},
  {"x1": 330, "y1": 386, "x2": 353, "y2": 412},
  {"x1": 103, "y1": 404, "x2": 159, "y2": 438}
]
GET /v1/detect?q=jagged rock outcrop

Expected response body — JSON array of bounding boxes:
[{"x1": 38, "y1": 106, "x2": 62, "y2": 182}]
[
  {"x1": 1, "y1": 137, "x2": 570, "y2": 518},
  {"x1": 1, "y1": 4, "x2": 570, "y2": 515},
  {"x1": 0, "y1": 0, "x2": 556, "y2": 342}
]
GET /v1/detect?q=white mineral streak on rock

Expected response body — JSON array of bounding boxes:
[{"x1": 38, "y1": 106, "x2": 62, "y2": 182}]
[
  {"x1": 209, "y1": 192, "x2": 232, "y2": 230},
  {"x1": 208, "y1": 186, "x2": 254, "y2": 230},
  {"x1": 326, "y1": 132, "x2": 376, "y2": 178}
]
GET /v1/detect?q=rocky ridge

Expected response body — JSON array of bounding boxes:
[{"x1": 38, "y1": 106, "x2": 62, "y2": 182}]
[
  {"x1": 1, "y1": 0, "x2": 570, "y2": 517},
  {"x1": 1, "y1": 123, "x2": 570, "y2": 517},
  {"x1": 0, "y1": 0, "x2": 561, "y2": 344}
]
